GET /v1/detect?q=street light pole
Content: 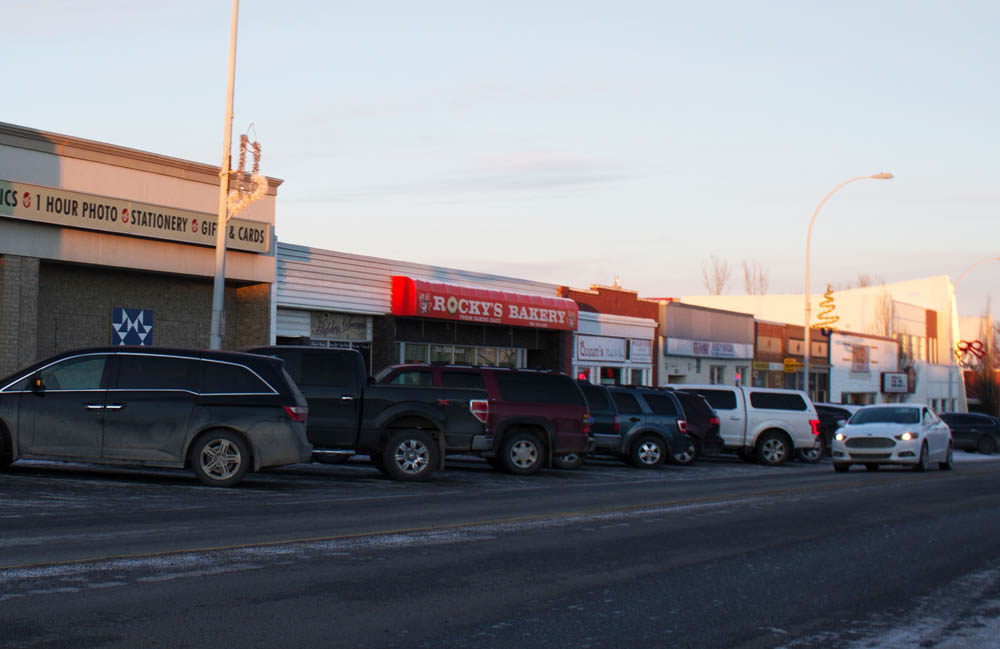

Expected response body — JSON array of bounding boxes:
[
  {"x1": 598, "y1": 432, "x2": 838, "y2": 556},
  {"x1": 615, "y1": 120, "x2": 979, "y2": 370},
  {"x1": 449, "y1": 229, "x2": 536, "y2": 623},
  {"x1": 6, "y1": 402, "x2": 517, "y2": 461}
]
[
  {"x1": 209, "y1": 0, "x2": 240, "y2": 350},
  {"x1": 803, "y1": 172, "x2": 893, "y2": 398}
]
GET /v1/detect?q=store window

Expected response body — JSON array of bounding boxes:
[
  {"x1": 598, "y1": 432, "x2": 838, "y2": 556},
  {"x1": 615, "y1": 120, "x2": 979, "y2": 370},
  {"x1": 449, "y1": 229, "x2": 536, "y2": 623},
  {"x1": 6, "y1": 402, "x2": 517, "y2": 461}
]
[
  {"x1": 403, "y1": 343, "x2": 429, "y2": 363},
  {"x1": 631, "y1": 368, "x2": 645, "y2": 386},
  {"x1": 397, "y1": 342, "x2": 524, "y2": 368},
  {"x1": 600, "y1": 367, "x2": 621, "y2": 386},
  {"x1": 709, "y1": 365, "x2": 725, "y2": 385}
]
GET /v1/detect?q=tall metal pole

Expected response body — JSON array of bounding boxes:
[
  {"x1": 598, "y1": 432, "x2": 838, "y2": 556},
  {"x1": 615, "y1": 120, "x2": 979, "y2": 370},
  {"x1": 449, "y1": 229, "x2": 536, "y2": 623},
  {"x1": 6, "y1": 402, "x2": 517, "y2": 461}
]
[
  {"x1": 210, "y1": 0, "x2": 240, "y2": 350},
  {"x1": 803, "y1": 173, "x2": 893, "y2": 398}
]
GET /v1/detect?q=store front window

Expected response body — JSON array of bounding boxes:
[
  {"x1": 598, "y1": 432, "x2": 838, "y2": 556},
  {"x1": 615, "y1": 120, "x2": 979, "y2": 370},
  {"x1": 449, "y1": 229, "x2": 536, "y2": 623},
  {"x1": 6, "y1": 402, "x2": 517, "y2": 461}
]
[
  {"x1": 398, "y1": 342, "x2": 523, "y2": 368},
  {"x1": 710, "y1": 365, "x2": 725, "y2": 385}
]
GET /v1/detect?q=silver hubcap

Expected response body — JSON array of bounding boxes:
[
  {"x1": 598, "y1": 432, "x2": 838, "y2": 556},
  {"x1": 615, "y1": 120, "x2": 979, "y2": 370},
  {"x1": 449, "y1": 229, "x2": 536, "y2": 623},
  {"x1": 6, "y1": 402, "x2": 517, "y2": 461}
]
[
  {"x1": 762, "y1": 439, "x2": 786, "y2": 463},
  {"x1": 201, "y1": 439, "x2": 242, "y2": 480},
  {"x1": 802, "y1": 445, "x2": 821, "y2": 461},
  {"x1": 638, "y1": 441, "x2": 662, "y2": 464},
  {"x1": 509, "y1": 440, "x2": 538, "y2": 468},
  {"x1": 561, "y1": 453, "x2": 579, "y2": 464},
  {"x1": 674, "y1": 442, "x2": 694, "y2": 463},
  {"x1": 393, "y1": 439, "x2": 430, "y2": 474}
]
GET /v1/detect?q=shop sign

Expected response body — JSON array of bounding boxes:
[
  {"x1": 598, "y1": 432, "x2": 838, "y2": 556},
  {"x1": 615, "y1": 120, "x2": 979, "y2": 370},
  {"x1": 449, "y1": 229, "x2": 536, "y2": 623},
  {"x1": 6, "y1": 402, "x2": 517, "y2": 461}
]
[
  {"x1": 310, "y1": 313, "x2": 370, "y2": 341},
  {"x1": 0, "y1": 179, "x2": 270, "y2": 253},
  {"x1": 577, "y1": 335, "x2": 626, "y2": 362},
  {"x1": 851, "y1": 345, "x2": 870, "y2": 373},
  {"x1": 391, "y1": 276, "x2": 578, "y2": 331},
  {"x1": 112, "y1": 307, "x2": 153, "y2": 346},
  {"x1": 629, "y1": 338, "x2": 653, "y2": 364},
  {"x1": 665, "y1": 337, "x2": 753, "y2": 359},
  {"x1": 882, "y1": 372, "x2": 908, "y2": 394},
  {"x1": 783, "y1": 358, "x2": 802, "y2": 373}
]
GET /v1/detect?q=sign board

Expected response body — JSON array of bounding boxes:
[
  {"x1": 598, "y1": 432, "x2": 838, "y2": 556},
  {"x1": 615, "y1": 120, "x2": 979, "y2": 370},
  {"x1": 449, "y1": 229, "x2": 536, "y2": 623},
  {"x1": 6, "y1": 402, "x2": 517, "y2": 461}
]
[
  {"x1": 391, "y1": 276, "x2": 578, "y2": 331},
  {"x1": 783, "y1": 358, "x2": 802, "y2": 373},
  {"x1": 882, "y1": 372, "x2": 908, "y2": 394},
  {"x1": 112, "y1": 307, "x2": 153, "y2": 345},
  {"x1": 665, "y1": 337, "x2": 753, "y2": 359},
  {"x1": 0, "y1": 179, "x2": 270, "y2": 253},
  {"x1": 629, "y1": 338, "x2": 653, "y2": 364},
  {"x1": 576, "y1": 335, "x2": 627, "y2": 362}
]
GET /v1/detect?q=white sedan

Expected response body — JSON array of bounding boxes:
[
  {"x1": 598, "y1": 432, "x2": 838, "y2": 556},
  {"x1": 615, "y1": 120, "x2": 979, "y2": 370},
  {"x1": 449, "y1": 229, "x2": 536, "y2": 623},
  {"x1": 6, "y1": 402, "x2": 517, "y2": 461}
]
[{"x1": 831, "y1": 404, "x2": 953, "y2": 472}]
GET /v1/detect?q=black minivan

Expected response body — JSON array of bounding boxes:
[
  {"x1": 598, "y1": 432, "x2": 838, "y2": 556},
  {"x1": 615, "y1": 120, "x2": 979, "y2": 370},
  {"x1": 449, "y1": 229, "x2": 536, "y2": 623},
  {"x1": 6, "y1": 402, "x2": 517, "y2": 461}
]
[{"x1": 0, "y1": 347, "x2": 312, "y2": 487}]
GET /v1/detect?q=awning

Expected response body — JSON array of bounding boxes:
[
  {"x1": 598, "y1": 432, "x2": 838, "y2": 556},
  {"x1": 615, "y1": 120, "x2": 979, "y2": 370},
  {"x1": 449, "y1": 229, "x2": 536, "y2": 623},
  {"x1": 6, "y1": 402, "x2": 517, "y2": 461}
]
[{"x1": 391, "y1": 276, "x2": 578, "y2": 331}]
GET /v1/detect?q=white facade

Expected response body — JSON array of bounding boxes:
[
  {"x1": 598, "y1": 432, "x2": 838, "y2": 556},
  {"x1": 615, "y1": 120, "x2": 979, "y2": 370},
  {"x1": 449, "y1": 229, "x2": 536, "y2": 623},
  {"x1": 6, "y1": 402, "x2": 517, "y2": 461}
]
[
  {"x1": 679, "y1": 276, "x2": 967, "y2": 411},
  {"x1": 659, "y1": 301, "x2": 755, "y2": 387},
  {"x1": 572, "y1": 312, "x2": 657, "y2": 386},
  {"x1": 828, "y1": 332, "x2": 899, "y2": 405}
]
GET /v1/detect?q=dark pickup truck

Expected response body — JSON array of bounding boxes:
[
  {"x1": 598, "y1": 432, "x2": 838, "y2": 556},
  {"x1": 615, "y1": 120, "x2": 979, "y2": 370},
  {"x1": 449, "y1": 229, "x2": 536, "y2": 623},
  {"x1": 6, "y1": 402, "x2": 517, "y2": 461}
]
[{"x1": 247, "y1": 346, "x2": 489, "y2": 481}]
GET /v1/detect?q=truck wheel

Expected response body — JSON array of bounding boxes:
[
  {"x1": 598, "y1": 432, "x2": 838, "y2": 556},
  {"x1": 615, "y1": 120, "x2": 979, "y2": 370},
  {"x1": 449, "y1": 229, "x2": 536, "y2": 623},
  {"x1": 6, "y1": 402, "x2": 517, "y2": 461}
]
[
  {"x1": 630, "y1": 435, "x2": 666, "y2": 468},
  {"x1": 499, "y1": 431, "x2": 544, "y2": 475},
  {"x1": 756, "y1": 431, "x2": 790, "y2": 466},
  {"x1": 796, "y1": 443, "x2": 823, "y2": 464},
  {"x1": 381, "y1": 430, "x2": 438, "y2": 481},
  {"x1": 553, "y1": 453, "x2": 585, "y2": 470},
  {"x1": 191, "y1": 430, "x2": 250, "y2": 487}
]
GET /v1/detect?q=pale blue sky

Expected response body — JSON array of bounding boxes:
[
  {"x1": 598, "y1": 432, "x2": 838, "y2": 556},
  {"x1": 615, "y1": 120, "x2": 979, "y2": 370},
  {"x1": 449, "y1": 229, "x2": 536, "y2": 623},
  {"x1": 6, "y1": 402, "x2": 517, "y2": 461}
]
[{"x1": 3, "y1": 1, "x2": 997, "y2": 316}]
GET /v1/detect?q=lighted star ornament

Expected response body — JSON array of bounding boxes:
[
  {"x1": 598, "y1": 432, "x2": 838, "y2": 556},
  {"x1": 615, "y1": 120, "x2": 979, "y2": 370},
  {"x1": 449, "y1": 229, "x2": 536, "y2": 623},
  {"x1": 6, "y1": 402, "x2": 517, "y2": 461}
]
[{"x1": 811, "y1": 284, "x2": 839, "y2": 336}]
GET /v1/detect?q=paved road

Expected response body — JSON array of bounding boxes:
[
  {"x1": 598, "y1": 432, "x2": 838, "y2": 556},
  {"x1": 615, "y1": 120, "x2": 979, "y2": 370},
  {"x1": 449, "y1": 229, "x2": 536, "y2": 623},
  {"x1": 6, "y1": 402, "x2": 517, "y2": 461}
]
[{"x1": 1, "y1": 453, "x2": 999, "y2": 648}]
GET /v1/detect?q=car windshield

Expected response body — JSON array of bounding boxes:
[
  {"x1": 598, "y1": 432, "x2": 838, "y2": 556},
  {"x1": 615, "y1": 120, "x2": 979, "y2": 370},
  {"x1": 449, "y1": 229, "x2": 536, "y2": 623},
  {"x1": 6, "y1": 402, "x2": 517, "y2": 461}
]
[{"x1": 850, "y1": 407, "x2": 919, "y2": 425}]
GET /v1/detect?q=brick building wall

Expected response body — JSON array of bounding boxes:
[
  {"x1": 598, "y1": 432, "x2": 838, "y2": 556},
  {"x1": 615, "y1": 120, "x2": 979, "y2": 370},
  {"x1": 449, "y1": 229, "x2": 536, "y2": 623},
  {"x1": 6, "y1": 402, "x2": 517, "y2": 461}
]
[{"x1": 0, "y1": 255, "x2": 40, "y2": 376}]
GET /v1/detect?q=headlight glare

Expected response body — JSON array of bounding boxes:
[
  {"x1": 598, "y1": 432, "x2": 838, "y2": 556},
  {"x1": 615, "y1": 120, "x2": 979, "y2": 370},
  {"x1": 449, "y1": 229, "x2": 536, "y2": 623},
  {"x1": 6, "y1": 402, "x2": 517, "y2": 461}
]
[
  {"x1": 894, "y1": 432, "x2": 916, "y2": 441},
  {"x1": 834, "y1": 432, "x2": 845, "y2": 441}
]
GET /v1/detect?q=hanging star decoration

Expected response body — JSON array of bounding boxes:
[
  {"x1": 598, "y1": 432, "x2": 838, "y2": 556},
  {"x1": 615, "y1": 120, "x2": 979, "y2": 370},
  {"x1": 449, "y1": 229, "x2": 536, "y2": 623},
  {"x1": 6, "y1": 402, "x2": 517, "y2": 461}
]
[
  {"x1": 228, "y1": 131, "x2": 267, "y2": 218},
  {"x1": 954, "y1": 340, "x2": 986, "y2": 366},
  {"x1": 811, "y1": 284, "x2": 839, "y2": 336}
]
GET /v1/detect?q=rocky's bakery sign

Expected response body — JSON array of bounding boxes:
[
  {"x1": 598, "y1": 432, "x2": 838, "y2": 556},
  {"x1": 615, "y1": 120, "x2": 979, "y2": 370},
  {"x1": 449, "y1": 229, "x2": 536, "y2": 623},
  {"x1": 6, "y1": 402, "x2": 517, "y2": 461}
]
[
  {"x1": 391, "y1": 276, "x2": 578, "y2": 330},
  {"x1": 0, "y1": 179, "x2": 270, "y2": 253}
]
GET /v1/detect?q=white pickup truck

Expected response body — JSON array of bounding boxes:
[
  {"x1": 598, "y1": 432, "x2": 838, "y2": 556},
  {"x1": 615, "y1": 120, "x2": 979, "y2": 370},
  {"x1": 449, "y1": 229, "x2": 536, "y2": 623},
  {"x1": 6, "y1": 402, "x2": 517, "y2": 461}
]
[{"x1": 670, "y1": 385, "x2": 821, "y2": 465}]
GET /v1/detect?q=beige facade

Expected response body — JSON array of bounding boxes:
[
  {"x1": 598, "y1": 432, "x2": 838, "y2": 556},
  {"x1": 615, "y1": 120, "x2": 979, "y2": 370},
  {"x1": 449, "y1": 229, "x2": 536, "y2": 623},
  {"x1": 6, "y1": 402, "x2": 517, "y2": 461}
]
[{"x1": 0, "y1": 122, "x2": 280, "y2": 375}]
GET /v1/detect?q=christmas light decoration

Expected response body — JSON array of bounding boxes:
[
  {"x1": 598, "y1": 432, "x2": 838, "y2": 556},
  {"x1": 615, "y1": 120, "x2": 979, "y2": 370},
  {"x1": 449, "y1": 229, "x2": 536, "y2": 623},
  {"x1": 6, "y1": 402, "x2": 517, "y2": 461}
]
[
  {"x1": 811, "y1": 284, "x2": 839, "y2": 335},
  {"x1": 228, "y1": 132, "x2": 267, "y2": 217}
]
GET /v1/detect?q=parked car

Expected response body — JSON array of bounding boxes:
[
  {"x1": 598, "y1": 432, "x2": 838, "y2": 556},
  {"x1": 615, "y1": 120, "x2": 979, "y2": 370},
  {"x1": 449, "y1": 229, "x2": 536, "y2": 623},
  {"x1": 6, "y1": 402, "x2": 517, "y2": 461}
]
[
  {"x1": 671, "y1": 385, "x2": 821, "y2": 466},
  {"x1": 552, "y1": 380, "x2": 618, "y2": 470},
  {"x1": 938, "y1": 412, "x2": 1000, "y2": 454},
  {"x1": 375, "y1": 364, "x2": 590, "y2": 475},
  {"x1": 0, "y1": 347, "x2": 313, "y2": 487},
  {"x1": 248, "y1": 347, "x2": 489, "y2": 481},
  {"x1": 813, "y1": 403, "x2": 862, "y2": 453},
  {"x1": 831, "y1": 404, "x2": 953, "y2": 472},
  {"x1": 666, "y1": 389, "x2": 724, "y2": 460},
  {"x1": 595, "y1": 386, "x2": 690, "y2": 468}
]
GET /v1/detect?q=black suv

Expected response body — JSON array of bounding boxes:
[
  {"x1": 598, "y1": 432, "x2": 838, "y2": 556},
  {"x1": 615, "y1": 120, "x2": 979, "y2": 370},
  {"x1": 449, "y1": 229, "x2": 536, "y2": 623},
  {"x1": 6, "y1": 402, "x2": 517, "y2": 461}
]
[
  {"x1": 939, "y1": 412, "x2": 1000, "y2": 454},
  {"x1": 0, "y1": 347, "x2": 312, "y2": 487},
  {"x1": 597, "y1": 387, "x2": 690, "y2": 468},
  {"x1": 553, "y1": 380, "x2": 618, "y2": 469},
  {"x1": 668, "y1": 389, "x2": 723, "y2": 460}
]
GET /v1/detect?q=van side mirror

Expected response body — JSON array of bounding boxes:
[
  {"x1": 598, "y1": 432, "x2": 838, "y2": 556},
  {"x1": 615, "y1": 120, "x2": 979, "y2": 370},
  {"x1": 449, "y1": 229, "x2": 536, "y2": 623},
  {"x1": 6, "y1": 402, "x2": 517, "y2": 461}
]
[{"x1": 31, "y1": 375, "x2": 45, "y2": 395}]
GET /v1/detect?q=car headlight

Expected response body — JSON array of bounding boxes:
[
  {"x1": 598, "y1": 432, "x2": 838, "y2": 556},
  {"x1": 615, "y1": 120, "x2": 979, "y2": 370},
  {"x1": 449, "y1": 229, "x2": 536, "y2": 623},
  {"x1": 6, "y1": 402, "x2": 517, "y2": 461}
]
[
  {"x1": 834, "y1": 432, "x2": 845, "y2": 441},
  {"x1": 894, "y1": 432, "x2": 917, "y2": 441}
]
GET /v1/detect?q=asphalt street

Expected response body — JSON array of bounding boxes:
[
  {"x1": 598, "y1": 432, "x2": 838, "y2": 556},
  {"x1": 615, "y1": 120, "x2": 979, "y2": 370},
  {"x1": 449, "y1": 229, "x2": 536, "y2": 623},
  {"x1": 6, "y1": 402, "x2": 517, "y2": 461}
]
[{"x1": 1, "y1": 453, "x2": 999, "y2": 648}]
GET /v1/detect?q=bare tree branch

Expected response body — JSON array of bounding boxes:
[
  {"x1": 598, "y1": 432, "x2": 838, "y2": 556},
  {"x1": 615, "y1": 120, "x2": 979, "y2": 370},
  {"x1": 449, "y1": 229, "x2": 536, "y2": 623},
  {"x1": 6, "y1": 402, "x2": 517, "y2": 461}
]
[
  {"x1": 701, "y1": 255, "x2": 732, "y2": 295},
  {"x1": 741, "y1": 258, "x2": 769, "y2": 295}
]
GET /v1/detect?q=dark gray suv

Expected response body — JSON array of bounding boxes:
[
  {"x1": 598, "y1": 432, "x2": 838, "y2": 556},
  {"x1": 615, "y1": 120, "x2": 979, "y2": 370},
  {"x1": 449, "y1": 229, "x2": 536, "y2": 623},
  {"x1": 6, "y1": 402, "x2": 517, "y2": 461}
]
[
  {"x1": 600, "y1": 387, "x2": 690, "y2": 468},
  {"x1": 0, "y1": 347, "x2": 312, "y2": 487}
]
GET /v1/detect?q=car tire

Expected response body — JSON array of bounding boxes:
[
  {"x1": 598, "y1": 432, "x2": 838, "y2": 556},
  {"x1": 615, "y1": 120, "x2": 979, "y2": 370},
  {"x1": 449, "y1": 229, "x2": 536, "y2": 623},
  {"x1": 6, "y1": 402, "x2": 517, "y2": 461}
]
[
  {"x1": 833, "y1": 463, "x2": 850, "y2": 473},
  {"x1": 630, "y1": 435, "x2": 666, "y2": 469},
  {"x1": 756, "y1": 431, "x2": 791, "y2": 466},
  {"x1": 977, "y1": 435, "x2": 998, "y2": 455},
  {"x1": 670, "y1": 436, "x2": 696, "y2": 466},
  {"x1": 913, "y1": 442, "x2": 929, "y2": 472},
  {"x1": 553, "y1": 453, "x2": 585, "y2": 470},
  {"x1": 380, "y1": 430, "x2": 438, "y2": 482},
  {"x1": 938, "y1": 443, "x2": 954, "y2": 471},
  {"x1": 499, "y1": 431, "x2": 545, "y2": 475},
  {"x1": 191, "y1": 430, "x2": 251, "y2": 487},
  {"x1": 796, "y1": 443, "x2": 824, "y2": 464},
  {"x1": 864, "y1": 463, "x2": 880, "y2": 472}
]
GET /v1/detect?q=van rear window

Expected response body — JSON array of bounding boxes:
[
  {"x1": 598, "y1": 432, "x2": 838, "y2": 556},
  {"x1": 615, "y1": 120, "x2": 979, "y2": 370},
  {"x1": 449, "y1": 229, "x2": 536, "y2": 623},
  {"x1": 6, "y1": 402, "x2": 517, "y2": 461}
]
[{"x1": 749, "y1": 391, "x2": 807, "y2": 411}]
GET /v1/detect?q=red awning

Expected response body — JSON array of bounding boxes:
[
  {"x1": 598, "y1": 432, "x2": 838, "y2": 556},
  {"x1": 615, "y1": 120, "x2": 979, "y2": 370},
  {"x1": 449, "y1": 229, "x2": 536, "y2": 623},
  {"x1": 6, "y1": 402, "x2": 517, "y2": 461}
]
[{"x1": 391, "y1": 276, "x2": 578, "y2": 331}]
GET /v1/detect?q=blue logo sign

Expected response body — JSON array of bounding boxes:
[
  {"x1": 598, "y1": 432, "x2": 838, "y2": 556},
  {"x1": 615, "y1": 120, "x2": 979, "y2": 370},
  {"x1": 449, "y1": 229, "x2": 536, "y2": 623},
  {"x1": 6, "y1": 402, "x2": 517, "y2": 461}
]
[{"x1": 112, "y1": 308, "x2": 153, "y2": 346}]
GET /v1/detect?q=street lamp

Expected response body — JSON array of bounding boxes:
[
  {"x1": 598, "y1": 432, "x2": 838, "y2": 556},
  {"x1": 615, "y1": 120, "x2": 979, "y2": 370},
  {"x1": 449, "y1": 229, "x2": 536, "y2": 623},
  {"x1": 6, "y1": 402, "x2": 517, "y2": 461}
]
[{"x1": 803, "y1": 172, "x2": 893, "y2": 398}]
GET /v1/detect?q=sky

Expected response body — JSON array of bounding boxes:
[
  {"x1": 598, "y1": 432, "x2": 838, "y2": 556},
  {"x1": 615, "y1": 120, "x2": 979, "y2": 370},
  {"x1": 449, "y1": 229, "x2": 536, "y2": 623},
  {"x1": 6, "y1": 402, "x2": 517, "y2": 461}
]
[{"x1": 3, "y1": 0, "x2": 997, "y2": 317}]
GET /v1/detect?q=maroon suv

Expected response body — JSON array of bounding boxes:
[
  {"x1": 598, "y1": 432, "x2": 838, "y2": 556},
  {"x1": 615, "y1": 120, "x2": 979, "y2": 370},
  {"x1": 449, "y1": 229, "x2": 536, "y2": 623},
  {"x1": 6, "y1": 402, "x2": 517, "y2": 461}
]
[{"x1": 376, "y1": 364, "x2": 590, "y2": 475}]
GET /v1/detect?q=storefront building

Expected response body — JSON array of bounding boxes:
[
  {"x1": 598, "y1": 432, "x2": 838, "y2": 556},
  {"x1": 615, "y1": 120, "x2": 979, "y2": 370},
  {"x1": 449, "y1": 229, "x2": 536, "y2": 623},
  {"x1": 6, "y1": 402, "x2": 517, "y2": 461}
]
[
  {"x1": 558, "y1": 284, "x2": 658, "y2": 386},
  {"x1": 659, "y1": 301, "x2": 754, "y2": 386},
  {"x1": 828, "y1": 331, "x2": 901, "y2": 405},
  {"x1": 275, "y1": 243, "x2": 577, "y2": 374},
  {"x1": 0, "y1": 122, "x2": 278, "y2": 375}
]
